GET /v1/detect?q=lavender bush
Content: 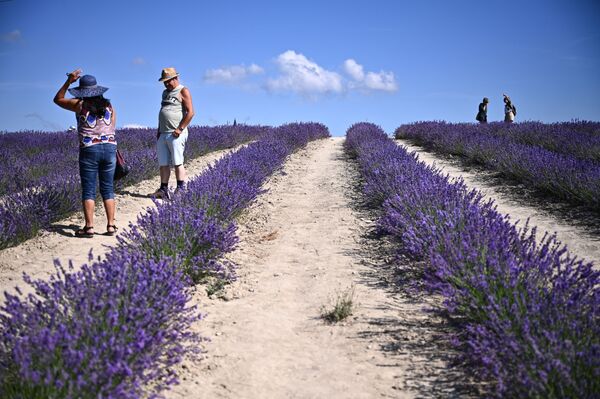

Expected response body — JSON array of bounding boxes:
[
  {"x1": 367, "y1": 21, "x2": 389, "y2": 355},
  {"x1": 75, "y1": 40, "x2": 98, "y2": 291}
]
[
  {"x1": 0, "y1": 122, "x2": 329, "y2": 397},
  {"x1": 347, "y1": 122, "x2": 600, "y2": 398},
  {"x1": 0, "y1": 251, "x2": 201, "y2": 399},
  {"x1": 396, "y1": 121, "x2": 600, "y2": 162},
  {"x1": 0, "y1": 125, "x2": 267, "y2": 250},
  {"x1": 116, "y1": 122, "x2": 330, "y2": 283},
  {"x1": 395, "y1": 121, "x2": 600, "y2": 210}
]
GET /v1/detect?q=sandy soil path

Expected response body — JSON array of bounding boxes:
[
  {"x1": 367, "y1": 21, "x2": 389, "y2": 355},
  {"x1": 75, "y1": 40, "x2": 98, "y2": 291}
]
[
  {"x1": 168, "y1": 138, "x2": 470, "y2": 399},
  {"x1": 0, "y1": 146, "x2": 240, "y2": 297},
  {"x1": 395, "y1": 139, "x2": 600, "y2": 268}
]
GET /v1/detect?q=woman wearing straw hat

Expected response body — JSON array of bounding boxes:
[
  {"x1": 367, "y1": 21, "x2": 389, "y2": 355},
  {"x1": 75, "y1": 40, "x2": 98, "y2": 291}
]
[
  {"x1": 53, "y1": 69, "x2": 118, "y2": 237},
  {"x1": 152, "y1": 67, "x2": 195, "y2": 199}
]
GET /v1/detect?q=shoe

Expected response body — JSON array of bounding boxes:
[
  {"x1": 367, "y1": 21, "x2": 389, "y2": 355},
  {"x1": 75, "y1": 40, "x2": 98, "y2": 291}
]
[
  {"x1": 151, "y1": 187, "x2": 170, "y2": 200},
  {"x1": 75, "y1": 226, "x2": 94, "y2": 238},
  {"x1": 105, "y1": 224, "x2": 118, "y2": 236},
  {"x1": 174, "y1": 186, "x2": 186, "y2": 196}
]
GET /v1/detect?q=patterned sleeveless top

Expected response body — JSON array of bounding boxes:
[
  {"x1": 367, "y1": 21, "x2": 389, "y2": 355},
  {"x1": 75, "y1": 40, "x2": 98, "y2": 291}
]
[{"x1": 76, "y1": 102, "x2": 116, "y2": 148}]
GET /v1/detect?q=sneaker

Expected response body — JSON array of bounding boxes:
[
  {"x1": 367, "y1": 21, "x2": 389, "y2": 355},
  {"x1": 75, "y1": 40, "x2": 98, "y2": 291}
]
[{"x1": 151, "y1": 187, "x2": 170, "y2": 200}]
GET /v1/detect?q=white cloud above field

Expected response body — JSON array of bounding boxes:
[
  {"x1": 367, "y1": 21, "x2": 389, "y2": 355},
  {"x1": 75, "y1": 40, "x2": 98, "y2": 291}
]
[
  {"x1": 132, "y1": 57, "x2": 146, "y2": 65},
  {"x1": 266, "y1": 50, "x2": 344, "y2": 96},
  {"x1": 344, "y1": 59, "x2": 365, "y2": 81},
  {"x1": 2, "y1": 29, "x2": 22, "y2": 42},
  {"x1": 122, "y1": 123, "x2": 149, "y2": 129},
  {"x1": 203, "y1": 64, "x2": 264, "y2": 84},
  {"x1": 203, "y1": 50, "x2": 397, "y2": 98},
  {"x1": 344, "y1": 58, "x2": 398, "y2": 92}
]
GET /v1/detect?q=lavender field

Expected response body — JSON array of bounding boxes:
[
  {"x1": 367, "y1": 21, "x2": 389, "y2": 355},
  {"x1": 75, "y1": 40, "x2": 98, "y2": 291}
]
[
  {"x1": 0, "y1": 125, "x2": 268, "y2": 250},
  {"x1": 0, "y1": 123, "x2": 329, "y2": 398},
  {"x1": 348, "y1": 122, "x2": 599, "y2": 398},
  {"x1": 1, "y1": 120, "x2": 598, "y2": 398},
  {"x1": 395, "y1": 121, "x2": 600, "y2": 210}
]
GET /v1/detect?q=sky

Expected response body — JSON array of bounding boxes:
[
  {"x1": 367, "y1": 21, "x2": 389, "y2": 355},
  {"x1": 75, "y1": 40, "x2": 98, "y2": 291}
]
[{"x1": 0, "y1": 0, "x2": 599, "y2": 136}]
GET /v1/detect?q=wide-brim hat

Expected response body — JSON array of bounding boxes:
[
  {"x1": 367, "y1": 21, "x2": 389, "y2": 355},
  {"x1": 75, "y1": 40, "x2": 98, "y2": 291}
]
[
  {"x1": 159, "y1": 67, "x2": 180, "y2": 82},
  {"x1": 68, "y1": 74, "x2": 109, "y2": 98}
]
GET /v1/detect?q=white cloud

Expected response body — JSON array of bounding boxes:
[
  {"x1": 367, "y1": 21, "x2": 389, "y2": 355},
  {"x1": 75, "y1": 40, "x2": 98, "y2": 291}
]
[
  {"x1": 343, "y1": 58, "x2": 398, "y2": 92},
  {"x1": 132, "y1": 57, "x2": 146, "y2": 65},
  {"x1": 266, "y1": 50, "x2": 343, "y2": 95},
  {"x1": 247, "y1": 64, "x2": 264, "y2": 74},
  {"x1": 364, "y1": 70, "x2": 398, "y2": 92},
  {"x1": 2, "y1": 29, "x2": 22, "y2": 42},
  {"x1": 204, "y1": 63, "x2": 264, "y2": 84},
  {"x1": 202, "y1": 52, "x2": 397, "y2": 97},
  {"x1": 122, "y1": 124, "x2": 149, "y2": 129},
  {"x1": 343, "y1": 59, "x2": 365, "y2": 81}
]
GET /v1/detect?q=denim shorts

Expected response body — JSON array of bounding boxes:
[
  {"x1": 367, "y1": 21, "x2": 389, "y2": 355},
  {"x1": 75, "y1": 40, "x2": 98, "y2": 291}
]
[
  {"x1": 79, "y1": 143, "x2": 117, "y2": 201},
  {"x1": 157, "y1": 130, "x2": 188, "y2": 166}
]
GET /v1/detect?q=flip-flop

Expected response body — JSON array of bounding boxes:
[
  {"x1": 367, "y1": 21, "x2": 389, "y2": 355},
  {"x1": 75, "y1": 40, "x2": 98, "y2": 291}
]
[
  {"x1": 105, "y1": 224, "x2": 118, "y2": 236},
  {"x1": 75, "y1": 226, "x2": 94, "y2": 238}
]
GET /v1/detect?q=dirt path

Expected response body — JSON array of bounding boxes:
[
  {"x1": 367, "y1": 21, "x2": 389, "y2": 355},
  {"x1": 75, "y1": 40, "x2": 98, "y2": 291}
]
[
  {"x1": 395, "y1": 139, "x2": 600, "y2": 268},
  {"x1": 0, "y1": 146, "x2": 240, "y2": 297},
  {"x1": 168, "y1": 138, "x2": 470, "y2": 399}
]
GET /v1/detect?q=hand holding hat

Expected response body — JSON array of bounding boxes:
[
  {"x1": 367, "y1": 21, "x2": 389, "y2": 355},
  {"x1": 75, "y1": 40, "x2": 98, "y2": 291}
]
[{"x1": 66, "y1": 69, "x2": 83, "y2": 84}]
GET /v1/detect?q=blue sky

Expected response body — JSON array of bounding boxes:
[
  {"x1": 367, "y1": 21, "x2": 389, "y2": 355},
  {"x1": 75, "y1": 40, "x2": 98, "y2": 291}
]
[{"x1": 0, "y1": 0, "x2": 599, "y2": 136}]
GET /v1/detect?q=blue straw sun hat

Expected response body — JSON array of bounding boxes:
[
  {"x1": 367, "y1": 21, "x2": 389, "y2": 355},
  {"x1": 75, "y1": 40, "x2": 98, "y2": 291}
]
[{"x1": 68, "y1": 75, "x2": 109, "y2": 98}]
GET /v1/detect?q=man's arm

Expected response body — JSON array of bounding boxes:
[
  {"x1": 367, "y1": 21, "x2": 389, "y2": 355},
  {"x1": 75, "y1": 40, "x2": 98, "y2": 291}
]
[
  {"x1": 54, "y1": 69, "x2": 83, "y2": 112},
  {"x1": 173, "y1": 87, "x2": 195, "y2": 137}
]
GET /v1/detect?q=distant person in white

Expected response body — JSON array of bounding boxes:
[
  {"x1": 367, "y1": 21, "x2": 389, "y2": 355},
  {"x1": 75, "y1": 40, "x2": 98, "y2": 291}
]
[
  {"x1": 152, "y1": 67, "x2": 195, "y2": 199},
  {"x1": 503, "y1": 94, "x2": 516, "y2": 123}
]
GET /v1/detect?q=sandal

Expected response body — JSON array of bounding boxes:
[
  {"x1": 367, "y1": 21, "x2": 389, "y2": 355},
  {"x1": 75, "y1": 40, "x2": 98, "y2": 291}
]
[
  {"x1": 105, "y1": 224, "x2": 118, "y2": 236},
  {"x1": 75, "y1": 226, "x2": 94, "y2": 238}
]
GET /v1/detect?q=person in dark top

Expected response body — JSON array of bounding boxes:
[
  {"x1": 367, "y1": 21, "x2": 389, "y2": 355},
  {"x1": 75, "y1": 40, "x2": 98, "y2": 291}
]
[{"x1": 476, "y1": 97, "x2": 489, "y2": 124}]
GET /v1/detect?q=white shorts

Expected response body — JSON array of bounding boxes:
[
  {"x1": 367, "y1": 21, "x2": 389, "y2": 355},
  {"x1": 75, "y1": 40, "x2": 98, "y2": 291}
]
[{"x1": 157, "y1": 130, "x2": 188, "y2": 166}]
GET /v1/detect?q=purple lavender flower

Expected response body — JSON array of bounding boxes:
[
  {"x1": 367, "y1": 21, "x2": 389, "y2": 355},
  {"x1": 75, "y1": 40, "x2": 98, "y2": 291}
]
[
  {"x1": 394, "y1": 121, "x2": 600, "y2": 210},
  {"x1": 0, "y1": 125, "x2": 269, "y2": 249},
  {"x1": 347, "y1": 122, "x2": 600, "y2": 398},
  {"x1": 0, "y1": 122, "x2": 330, "y2": 397}
]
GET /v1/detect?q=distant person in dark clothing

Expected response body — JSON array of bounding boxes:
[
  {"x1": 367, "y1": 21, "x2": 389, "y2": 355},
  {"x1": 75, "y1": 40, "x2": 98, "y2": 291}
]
[
  {"x1": 476, "y1": 97, "x2": 489, "y2": 124},
  {"x1": 503, "y1": 94, "x2": 516, "y2": 123}
]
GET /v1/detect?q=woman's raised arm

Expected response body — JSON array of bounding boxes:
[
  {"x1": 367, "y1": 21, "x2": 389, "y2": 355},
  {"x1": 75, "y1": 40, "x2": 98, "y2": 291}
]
[{"x1": 54, "y1": 69, "x2": 83, "y2": 112}]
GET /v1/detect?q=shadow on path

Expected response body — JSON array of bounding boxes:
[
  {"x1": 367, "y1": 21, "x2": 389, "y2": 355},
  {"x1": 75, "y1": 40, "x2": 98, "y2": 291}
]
[{"x1": 338, "y1": 148, "x2": 485, "y2": 398}]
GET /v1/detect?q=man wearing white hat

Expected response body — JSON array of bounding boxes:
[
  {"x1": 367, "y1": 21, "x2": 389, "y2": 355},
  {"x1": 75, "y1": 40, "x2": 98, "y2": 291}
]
[{"x1": 153, "y1": 67, "x2": 195, "y2": 199}]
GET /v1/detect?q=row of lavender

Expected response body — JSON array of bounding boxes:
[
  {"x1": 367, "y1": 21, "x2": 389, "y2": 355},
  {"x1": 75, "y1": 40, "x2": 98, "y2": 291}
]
[
  {"x1": 347, "y1": 123, "x2": 599, "y2": 398},
  {"x1": 0, "y1": 125, "x2": 267, "y2": 250},
  {"x1": 395, "y1": 122, "x2": 600, "y2": 210},
  {"x1": 0, "y1": 123, "x2": 330, "y2": 398},
  {"x1": 398, "y1": 121, "x2": 600, "y2": 162}
]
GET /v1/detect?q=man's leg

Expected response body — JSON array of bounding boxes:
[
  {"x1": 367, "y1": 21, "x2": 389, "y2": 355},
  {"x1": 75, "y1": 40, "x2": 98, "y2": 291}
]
[
  {"x1": 174, "y1": 164, "x2": 187, "y2": 183},
  {"x1": 160, "y1": 165, "x2": 171, "y2": 183},
  {"x1": 154, "y1": 133, "x2": 172, "y2": 198},
  {"x1": 172, "y1": 130, "x2": 188, "y2": 192}
]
